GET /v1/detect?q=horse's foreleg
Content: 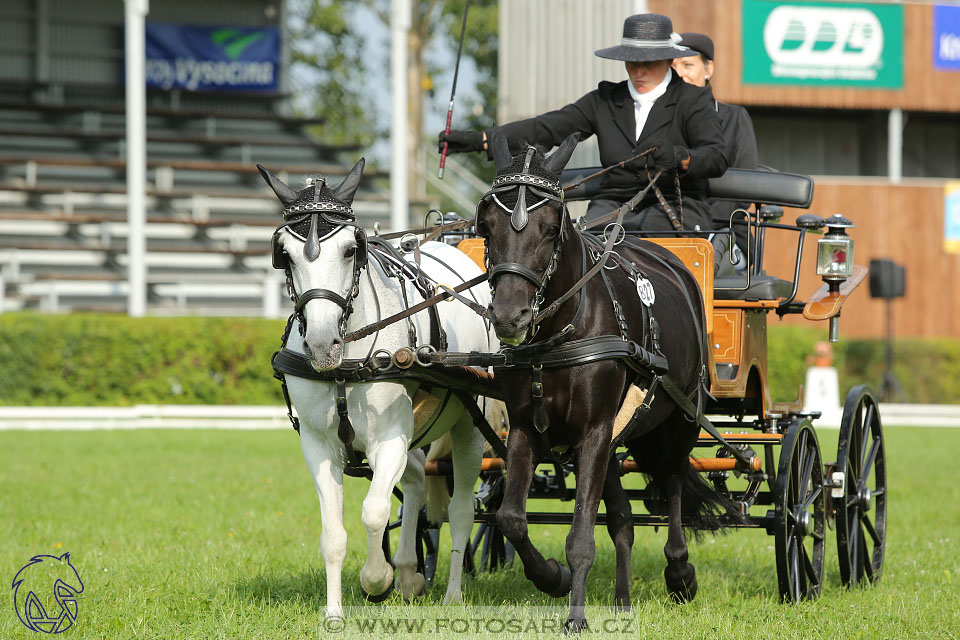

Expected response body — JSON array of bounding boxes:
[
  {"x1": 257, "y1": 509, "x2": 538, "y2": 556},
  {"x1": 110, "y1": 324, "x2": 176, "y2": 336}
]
[
  {"x1": 442, "y1": 415, "x2": 484, "y2": 604},
  {"x1": 564, "y1": 434, "x2": 610, "y2": 632},
  {"x1": 497, "y1": 428, "x2": 571, "y2": 597},
  {"x1": 300, "y1": 431, "x2": 347, "y2": 620},
  {"x1": 602, "y1": 453, "x2": 634, "y2": 612},
  {"x1": 393, "y1": 448, "x2": 427, "y2": 600},
  {"x1": 663, "y1": 469, "x2": 698, "y2": 602},
  {"x1": 360, "y1": 435, "x2": 408, "y2": 598}
]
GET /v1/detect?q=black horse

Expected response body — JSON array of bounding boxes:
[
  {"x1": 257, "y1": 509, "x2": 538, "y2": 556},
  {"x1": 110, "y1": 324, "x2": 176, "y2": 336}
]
[{"x1": 477, "y1": 128, "x2": 735, "y2": 630}]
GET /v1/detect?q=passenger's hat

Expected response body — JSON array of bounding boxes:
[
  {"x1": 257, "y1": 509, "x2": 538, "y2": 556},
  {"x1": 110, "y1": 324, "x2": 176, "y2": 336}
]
[
  {"x1": 678, "y1": 32, "x2": 714, "y2": 60},
  {"x1": 595, "y1": 14, "x2": 691, "y2": 62}
]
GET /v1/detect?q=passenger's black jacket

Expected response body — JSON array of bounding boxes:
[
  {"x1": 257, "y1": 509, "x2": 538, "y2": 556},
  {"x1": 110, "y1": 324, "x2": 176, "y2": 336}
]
[
  {"x1": 489, "y1": 72, "x2": 727, "y2": 218},
  {"x1": 713, "y1": 101, "x2": 758, "y2": 257}
]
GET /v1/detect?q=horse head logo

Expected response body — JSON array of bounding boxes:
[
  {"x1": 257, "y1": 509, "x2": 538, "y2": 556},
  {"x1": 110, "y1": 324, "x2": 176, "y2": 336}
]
[{"x1": 12, "y1": 553, "x2": 84, "y2": 634}]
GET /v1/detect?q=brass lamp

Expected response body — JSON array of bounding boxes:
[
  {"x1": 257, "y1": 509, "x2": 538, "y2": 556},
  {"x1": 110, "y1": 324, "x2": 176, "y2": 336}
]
[{"x1": 816, "y1": 214, "x2": 855, "y2": 341}]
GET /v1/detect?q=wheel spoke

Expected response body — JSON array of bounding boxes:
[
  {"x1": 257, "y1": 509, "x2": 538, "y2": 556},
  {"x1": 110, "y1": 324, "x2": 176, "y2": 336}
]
[
  {"x1": 799, "y1": 446, "x2": 815, "y2": 500},
  {"x1": 849, "y1": 515, "x2": 860, "y2": 585},
  {"x1": 801, "y1": 484, "x2": 822, "y2": 511},
  {"x1": 863, "y1": 514, "x2": 882, "y2": 546},
  {"x1": 811, "y1": 528, "x2": 824, "y2": 542},
  {"x1": 790, "y1": 535, "x2": 801, "y2": 599},
  {"x1": 860, "y1": 403, "x2": 874, "y2": 463},
  {"x1": 859, "y1": 438, "x2": 881, "y2": 489},
  {"x1": 793, "y1": 431, "x2": 807, "y2": 503},
  {"x1": 801, "y1": 541, "x2": 819, "y2": 584},
  {"x1": 871, "y1": 487, "x2": 886, "y2": 497},
  {"x1": 860, "y1": 526, "x2": 874, "y2": 582}
]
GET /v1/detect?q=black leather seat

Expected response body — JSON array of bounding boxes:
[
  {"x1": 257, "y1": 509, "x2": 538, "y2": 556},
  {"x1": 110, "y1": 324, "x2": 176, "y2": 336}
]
[{"x1": 714, "y1": 275, "x2": 793, "y2": 301}]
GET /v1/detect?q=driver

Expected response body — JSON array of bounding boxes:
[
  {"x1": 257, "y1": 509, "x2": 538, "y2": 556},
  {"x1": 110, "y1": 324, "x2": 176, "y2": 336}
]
[{"x1": 440, "y1": 13, "x2": 727, "y2": 233}]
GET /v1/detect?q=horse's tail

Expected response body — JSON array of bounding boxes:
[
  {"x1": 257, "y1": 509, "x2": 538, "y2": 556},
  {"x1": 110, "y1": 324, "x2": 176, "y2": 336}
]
[
  {"x1": 424, "y1": 433, "x2": 452, "y2": 525},
  {"x1": 681, "y1": 461, "x2": 744, "y2": 537}
]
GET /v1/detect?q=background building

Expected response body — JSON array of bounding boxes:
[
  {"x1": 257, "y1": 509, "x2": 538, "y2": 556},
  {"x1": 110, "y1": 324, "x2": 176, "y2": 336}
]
[{"x1": 499, "y1": 0, "x2": 960, "y2": 338}]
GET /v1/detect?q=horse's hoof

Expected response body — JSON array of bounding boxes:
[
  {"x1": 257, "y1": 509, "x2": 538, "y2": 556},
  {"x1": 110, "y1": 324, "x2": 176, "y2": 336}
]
[
  {"x1": 564, "y1": 618, "x2": 589, "y2": 634},
  {"x1": 546, "y1": 559, "x2": 573, "y2": 598},
  {"x1": 361, "y1": 575, "x2": 394, "y2": 603},
  {"x1": 665, "y1": 563, "x2": 698, "y2": 603},
  {"x1": 398, "y1": 572, "x2": 426, "y2": 601}
]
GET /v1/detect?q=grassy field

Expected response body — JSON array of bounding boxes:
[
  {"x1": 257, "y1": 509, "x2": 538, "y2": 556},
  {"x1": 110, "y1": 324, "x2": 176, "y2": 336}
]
[{"x1": 2, "y1": 426, "x2": 958, "y2": 639}]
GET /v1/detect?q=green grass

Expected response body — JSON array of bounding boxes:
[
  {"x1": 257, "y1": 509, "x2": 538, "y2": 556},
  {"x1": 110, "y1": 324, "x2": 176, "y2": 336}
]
[{"x1": 2, "y1": 427, "x2": 958, "y2": 639}]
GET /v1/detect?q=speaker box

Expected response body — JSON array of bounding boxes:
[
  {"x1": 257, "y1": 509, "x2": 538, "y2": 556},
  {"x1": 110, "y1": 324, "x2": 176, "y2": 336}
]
[{"x1": 869, "y1": 259, "x2": 905, "y2": 299}]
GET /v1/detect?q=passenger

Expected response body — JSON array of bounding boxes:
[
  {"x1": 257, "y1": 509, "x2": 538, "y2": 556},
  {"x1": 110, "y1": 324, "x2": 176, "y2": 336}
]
[
  {"x1": 673, "y1": 32, "x2": 758, "y2": 269},
  {"x1": 439, "y1": 13, "x2": 727, "y2": 233}
]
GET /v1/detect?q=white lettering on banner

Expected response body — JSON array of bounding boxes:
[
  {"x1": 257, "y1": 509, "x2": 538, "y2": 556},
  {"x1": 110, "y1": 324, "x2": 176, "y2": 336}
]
[
  {"x1": 764, "y1": 6, "x2": 884, "y2": 69},
  {"x1": 146, "y1": 57, "x2": 274, "y2": 90},
  {"x1": 941, "y1": 33, "x2": 960, "y2": 62}
]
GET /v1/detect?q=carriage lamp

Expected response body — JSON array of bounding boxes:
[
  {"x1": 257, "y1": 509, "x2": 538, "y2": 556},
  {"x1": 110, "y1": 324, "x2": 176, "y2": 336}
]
[
  {"x1": 817, "y1": 214, "x2": 855, "y2": 342},
  {"x1": 816, "y1": 214, "x2": 855, "y2": 288}
]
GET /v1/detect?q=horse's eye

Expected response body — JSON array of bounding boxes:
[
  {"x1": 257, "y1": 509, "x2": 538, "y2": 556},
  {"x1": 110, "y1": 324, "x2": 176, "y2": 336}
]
[
  {"x1": 344, "y1": 246, "x2": 357, "y2": 259},
  {"x1": 545, "y1": 224, "x2": 560, "y2": 238}
]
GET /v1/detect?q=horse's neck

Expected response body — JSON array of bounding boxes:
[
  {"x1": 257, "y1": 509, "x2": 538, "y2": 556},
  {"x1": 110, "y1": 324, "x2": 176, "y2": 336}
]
[
  {"x1": 538, "y1": 228, "x2": 587, "y2": 332},
  {"x1": 342, "y1": 256, "x2": 415, "y2": 358}
]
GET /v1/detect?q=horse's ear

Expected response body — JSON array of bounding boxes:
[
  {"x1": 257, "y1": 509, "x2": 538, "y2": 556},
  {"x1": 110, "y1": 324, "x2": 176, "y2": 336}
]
[
  {"x1": 489, "y1": 125, "x2": 513, "y2": 171},
  {"x1": 333, "y1": 157, "x2": 365, "y2": 206},
  {"x1": 257, "y1": 164, "x2": 298, "y2": 208},
  {"x1": 542, "y1": 133, "x2": 580, "y2": 174}
]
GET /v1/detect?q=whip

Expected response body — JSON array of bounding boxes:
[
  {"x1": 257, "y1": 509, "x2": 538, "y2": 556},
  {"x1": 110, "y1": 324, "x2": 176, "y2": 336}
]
[{"x1": 438, "y1": 0, "x2": 471, "y2": 179}]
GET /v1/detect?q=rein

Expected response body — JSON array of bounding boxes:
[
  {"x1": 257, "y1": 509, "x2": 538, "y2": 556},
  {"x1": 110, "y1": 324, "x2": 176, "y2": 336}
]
[{"x1": 343, "y1": 271, "x2": 488, "y2": 344}]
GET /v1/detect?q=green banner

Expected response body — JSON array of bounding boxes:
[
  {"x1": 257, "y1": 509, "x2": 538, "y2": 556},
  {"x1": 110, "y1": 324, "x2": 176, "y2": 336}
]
[{"x1": 742, "y1": 0, "x2": 903, "y2": 88}]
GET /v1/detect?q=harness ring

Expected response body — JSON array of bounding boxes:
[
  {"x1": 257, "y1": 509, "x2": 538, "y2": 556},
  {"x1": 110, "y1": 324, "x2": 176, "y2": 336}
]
[{"x1": 415, "y1": 344, "x2": 438, "y2": 367}]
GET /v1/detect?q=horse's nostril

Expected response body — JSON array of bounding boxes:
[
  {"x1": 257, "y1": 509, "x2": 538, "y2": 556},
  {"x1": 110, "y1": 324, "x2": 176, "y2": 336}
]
[
  {"x1": 486, "y1": 304, "x2": 498, "y2": 324},
  {"x1": 515, "y1": 307, "x2": 532, "y2": 325}
]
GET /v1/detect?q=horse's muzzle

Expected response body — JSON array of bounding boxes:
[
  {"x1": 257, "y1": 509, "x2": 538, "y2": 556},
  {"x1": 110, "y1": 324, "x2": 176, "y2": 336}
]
[
  {"x1": 304, "y1": 339, "x2": 344, "y2": 372},
  {"x1": 488, "y1": 303, "x2": 532, "y2": 346}
]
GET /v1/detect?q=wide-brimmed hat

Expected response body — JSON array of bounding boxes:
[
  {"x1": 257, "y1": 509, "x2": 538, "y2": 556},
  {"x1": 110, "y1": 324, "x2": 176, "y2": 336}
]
[{"x1": 595, "y1": 14, "x2": 690, "y2": 62}]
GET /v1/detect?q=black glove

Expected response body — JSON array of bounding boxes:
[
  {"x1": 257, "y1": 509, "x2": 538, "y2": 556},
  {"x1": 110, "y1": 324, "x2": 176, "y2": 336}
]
[
  {"x1": 438, "y1": 130, "x2": 485, "y2": 154},
  {"x1": 648, "y1": 143, "x2": 690, "y2": 172}
]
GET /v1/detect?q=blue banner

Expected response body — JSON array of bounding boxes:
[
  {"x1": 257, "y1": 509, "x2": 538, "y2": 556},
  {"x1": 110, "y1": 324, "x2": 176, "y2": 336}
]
[
  {"x1": 934, "y1": 5, "x2": 960, "y2": 71},
  {"x1": 144, "y1": 23, "x2": 280, "y2": 92}
]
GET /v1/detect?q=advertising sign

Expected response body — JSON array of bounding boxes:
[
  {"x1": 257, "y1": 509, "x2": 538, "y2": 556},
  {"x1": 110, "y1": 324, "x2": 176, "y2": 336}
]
[
  {"x1": 945, "y1": 181, "x2": 960, "y2": 255},
  {"x1": 742, "y1": 0, "x2": 903, "y2": 88},
  {"x1": 144, "y1": 23, "x2": 280, "y2": 92},
  {"x1": 934, "y1": 5, "x2": 960, "y2": 71}
]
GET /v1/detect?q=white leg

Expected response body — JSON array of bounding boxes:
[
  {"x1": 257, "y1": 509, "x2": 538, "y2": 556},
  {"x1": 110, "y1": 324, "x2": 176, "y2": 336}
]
[
  {"x1": 359, "y1": 434, "x2": 409, "y2": 597},
  {"x1": 393, "y1": 448, "x2": 427, "y2": 600},
  {"x1": 442, "y1": 412, "x2": 484, "y2": 604},
  {"x1": 300, "y1": 429, "x2": 347, "y2": 620}
]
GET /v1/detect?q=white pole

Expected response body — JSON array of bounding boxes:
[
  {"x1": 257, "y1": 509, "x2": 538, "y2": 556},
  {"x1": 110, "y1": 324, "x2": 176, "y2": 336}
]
[
  {"x1": 888, "y1": 107, "x2": 902, "y2": 184},
  {"x1": 390, "y1": 0, "x2": 410, "y2": 232},
  {"x1": 125, "y1": 0, "x2": 149, "y2": 317}
]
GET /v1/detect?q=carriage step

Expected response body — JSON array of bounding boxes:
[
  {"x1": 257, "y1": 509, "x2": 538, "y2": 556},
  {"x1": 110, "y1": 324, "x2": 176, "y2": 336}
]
[{"x1": 696, "y1": 432, "x2": 783, "y2": 446}]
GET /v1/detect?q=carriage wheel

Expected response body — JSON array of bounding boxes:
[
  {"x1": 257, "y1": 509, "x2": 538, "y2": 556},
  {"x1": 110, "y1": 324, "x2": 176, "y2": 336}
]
[
  {"x1": 835, "y1": 386, "x2": 886, "y2": 587},
  {"x1": 774, "y1": 420, "x2": 826, "y2": 602}
]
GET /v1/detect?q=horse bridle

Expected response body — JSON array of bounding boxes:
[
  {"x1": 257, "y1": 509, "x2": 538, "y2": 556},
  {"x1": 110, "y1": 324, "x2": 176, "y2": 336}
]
[
  {"x1": 478, "y1": 147, "x2": 571, "y2": 341},
  {"x1": 272, "y1": 208, "x2": 368, "y2": 337}
]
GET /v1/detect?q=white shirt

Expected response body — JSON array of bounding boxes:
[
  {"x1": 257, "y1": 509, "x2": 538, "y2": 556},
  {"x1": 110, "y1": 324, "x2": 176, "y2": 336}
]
[{"x1": 627, "y1": 67, "x2": 672, "y2": 141}]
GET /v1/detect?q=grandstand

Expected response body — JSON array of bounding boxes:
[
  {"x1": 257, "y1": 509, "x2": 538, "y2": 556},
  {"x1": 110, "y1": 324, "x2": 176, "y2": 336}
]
[{"x1": 0, "y1": 0, "x2": 413, "y2": 316}]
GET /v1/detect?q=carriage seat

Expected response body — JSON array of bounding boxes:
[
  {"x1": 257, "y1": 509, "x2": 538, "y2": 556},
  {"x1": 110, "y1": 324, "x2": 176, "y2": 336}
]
[
  {"x1": 707, "y1": 168, "x2": 814, "y2": 208},
  {"x1": 713, "y1": 274, "x2": 793, "y2": 301}
]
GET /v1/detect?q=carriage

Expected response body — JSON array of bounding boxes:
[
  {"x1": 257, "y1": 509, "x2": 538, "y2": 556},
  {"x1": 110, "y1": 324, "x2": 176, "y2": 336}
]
[
  {"x1": 263, "y1": 155, "x2": 886, "y2": 615},
  {"x1": 409, "y1": 165, "x2": 887, "y2": 603}
]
